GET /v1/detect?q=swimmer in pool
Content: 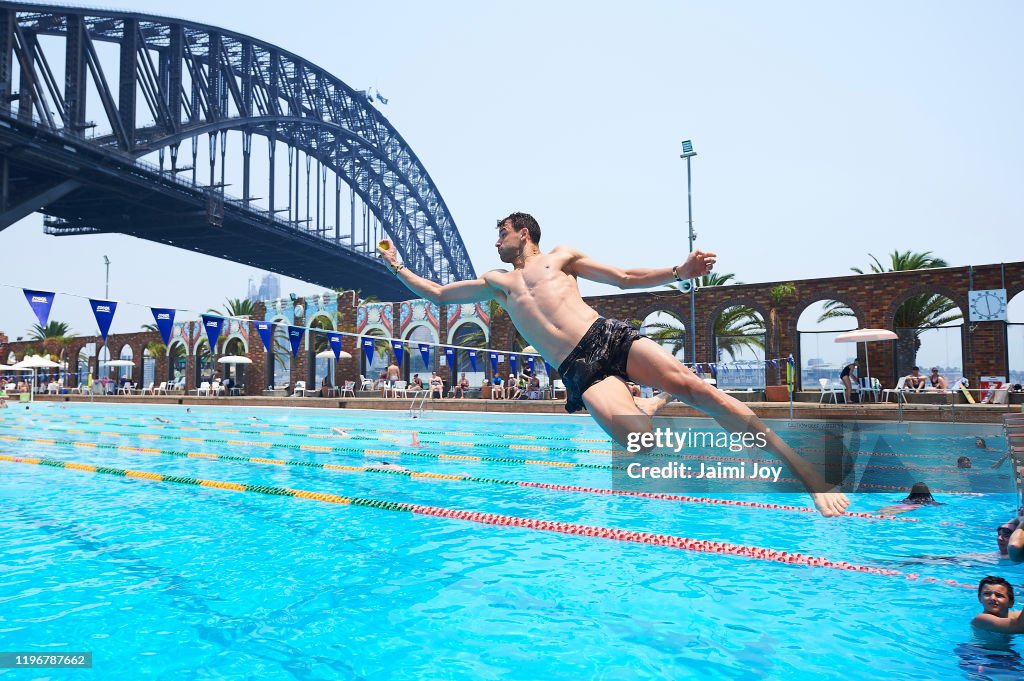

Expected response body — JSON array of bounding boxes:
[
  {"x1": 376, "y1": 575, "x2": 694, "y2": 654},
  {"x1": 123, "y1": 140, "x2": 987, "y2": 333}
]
[
  {"x1": 973, "y1": 576, "x2": 1024, "y2": 634},
  {"x1": 378, "y1": 213, "x2": 849, "y2": 516}
]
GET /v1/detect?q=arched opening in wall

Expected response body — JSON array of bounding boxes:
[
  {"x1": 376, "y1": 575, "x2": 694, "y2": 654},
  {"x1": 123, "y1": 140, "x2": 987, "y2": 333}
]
[
  {"x1": 406, "y1": 325, "x2": 437, "y2": 385},
  {"x1": 641, "y1": 311, "x2": 686, "y2": 362},
  {"x1": 360, "y1": 330, "x2": 390, "y2": 384},
  {"x1": 272, "y1": 325, "x2": 291, "y2": 388},
  {"x1": 309, "y1": 316, "x2": 333, "y2": 389},
  {"x1": 77, "y1": 343, "x2": 95, "y2": 388},
  {"x1": 142, "y1": 346, "x2": 155, "y2": 389},
  {"x1": 97, "y1": 346, "x2": 111, "y2": 391},
  {"x1": 450, "y1": 322, "x2": 484, "y2": 388},
  {"x1": 223, "y1": 337, "x2": 248, "y2": 388},
  {"x1": 893, "y1": 293, "x2": 963, "y2": 382},
  {"x1": 798, "y1": 301, "x2": 859, "y2": 390},
  {"x1": 167, "y1": 341, "x2": 187, "y2": 386},
  {"x1": 713, "y1": 306, "x2": 765, "y2": 389},
  {"x1": 195, "y1": 340, "x2": 213, "y2": 386},
  {"x1": 117, "y1": 345, "x2": 134, "y2": 384},
  {"x1": 1006, "y1": 292, "x2": 1023, "y2": 388}
]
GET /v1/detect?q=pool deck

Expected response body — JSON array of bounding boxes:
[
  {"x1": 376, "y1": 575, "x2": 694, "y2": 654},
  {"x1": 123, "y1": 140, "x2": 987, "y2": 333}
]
[{"x1": 28, "y1": 393, "x2": 1020, "y2": 423}]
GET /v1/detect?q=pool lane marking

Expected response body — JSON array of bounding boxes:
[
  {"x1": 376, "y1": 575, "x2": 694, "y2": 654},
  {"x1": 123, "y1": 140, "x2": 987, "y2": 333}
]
[
  {"x1": 2, "y1": 454, "x2": 971, "y2": 584},
  {"x1": 3, "y1": 423, "x2": 997, "y2": 480},
  {"x1": 2, "y1": 436, "x2": 942, "y2": 523},
  {"x1": 9, "y1": 414, "x2": 1002, "y2": 463}
]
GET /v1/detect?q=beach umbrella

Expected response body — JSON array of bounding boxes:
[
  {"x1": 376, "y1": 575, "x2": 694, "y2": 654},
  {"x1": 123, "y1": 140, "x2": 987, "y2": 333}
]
[
  {"x1": 101, "y1": 359, "x2": 135, "y2": 367},
  {"x1": 521, "y1": 345, "x2": 538, "y2": 354},
  {"x1": 834, "y1": 328, "x2": 897, "y2": 383},
  {"x1": 10, "y1": 355, "x2": 60, "y2": 402},
  {"x1": 217, "y1": 355, "x2": 253, "y2": 365},
  {"x1": 315, "y1": 349, "x2": 353, "y2": 359}
]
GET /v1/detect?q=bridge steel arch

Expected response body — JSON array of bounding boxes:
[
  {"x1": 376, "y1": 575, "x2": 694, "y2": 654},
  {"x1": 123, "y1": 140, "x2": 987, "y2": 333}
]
[{"x1": 0, "y1": 2, "x2": 475, "y2": 297}]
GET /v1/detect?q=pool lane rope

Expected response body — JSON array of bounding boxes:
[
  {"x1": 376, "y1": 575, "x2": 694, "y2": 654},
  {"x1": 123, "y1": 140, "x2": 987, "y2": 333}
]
[
  {"x1": 0, "y1": 453, "x2": 974, "y2": 587},
  {"x1": 3, "y1": 434, "x2": 937, "y2": 524},
  {"x1": 0, "y1": 428, "x2": 985, "y2": 497},
  {"x1": 4, "y1": 418, "x2": 992, "y2": 477}
]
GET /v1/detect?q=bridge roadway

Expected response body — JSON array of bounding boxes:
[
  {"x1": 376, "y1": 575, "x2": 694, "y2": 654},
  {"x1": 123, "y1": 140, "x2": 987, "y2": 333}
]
[{"x1": 0, "y1": 116, "x2": 412, "y2": 300}]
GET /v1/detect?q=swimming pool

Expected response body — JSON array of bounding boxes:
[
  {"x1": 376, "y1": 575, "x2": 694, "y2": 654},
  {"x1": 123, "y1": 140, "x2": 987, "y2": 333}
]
[{"x1": 0, "y1": 403, "x2": 1017, "y2": 679}]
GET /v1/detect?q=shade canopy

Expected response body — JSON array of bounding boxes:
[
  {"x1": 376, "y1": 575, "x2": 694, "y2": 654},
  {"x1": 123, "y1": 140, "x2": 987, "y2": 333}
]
[
  {"x1": 834, "y1": 329, "x2": 898, "y2": 344},
  {"x1": 316, "y1": 349, "x2": 353, "y2": 359},
  {"x1": 11, "y1": 355, "x2": 61, "y2": 369},
  {"x1": 217, "y1": 355, "x2": 253, "y2": 365},
  {"x1": 101, "y1": 359, "x2": 135, "y2": 367},
  {"x1": 521, "y1": 345, "x2": 539, "y2": 354}
]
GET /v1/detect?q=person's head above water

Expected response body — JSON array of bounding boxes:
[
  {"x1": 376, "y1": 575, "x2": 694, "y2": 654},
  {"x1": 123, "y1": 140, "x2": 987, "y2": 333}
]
[
  {"x1": 978, "y1": 576, "x2": 1015, "y2": 615},
  {"x1": 495, "y1": 212, "x2": 541, "y2": 263},
  {"x1": 997, "y1": 520, "x2": 1020, "y2": 556},
  {"x1": 976, "y1": 437, "x2": 987, "y2": 449},
  {"x1": 957, "y1": 456, "x2": 973, "y2": 469},
  {"x1": 901, "y1": 482, "x2": 935, "y2": 504}
]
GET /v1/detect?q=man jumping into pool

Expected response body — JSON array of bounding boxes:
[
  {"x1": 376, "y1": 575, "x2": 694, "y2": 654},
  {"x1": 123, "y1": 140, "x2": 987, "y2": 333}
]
[{"x1": 378, "y1": 212, "x2": 849, "y2": 517}]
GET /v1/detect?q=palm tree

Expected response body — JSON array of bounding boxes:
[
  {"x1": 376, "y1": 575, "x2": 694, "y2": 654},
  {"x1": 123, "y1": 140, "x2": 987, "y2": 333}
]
[
  {"x1": 208, "y1": 297, "x2": 257, "y2": 318},
  {"x1": 768, "y1": 283, "x2": 797, "y2": 384},
  {"x1": 817, "y1": 250, "x2": 961, "y2": 370},
  {"x1": 28, "y1": 320, "x2": 76, "y2": 361}
]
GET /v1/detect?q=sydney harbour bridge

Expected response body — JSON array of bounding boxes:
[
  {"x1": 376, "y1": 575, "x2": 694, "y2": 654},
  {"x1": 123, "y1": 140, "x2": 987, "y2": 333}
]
[{"x1": 0, "y1": 2, "x2": 476, "y2": 300}]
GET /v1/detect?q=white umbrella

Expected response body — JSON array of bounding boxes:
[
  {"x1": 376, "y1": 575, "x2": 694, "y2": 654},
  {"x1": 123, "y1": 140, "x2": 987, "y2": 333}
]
[
  {"x1": 521, "y1": 345, "x2": 539, "y2": 355},
  {"x1": 315, "y1": 349, "x2": 353, "y2": 359},
  {"x1": 9, "y1": 355, "x2": 61, "y2": 402},
  {"x1": 834, "y1": 328, "x2": 897, "y2": 384},
  {"x1": 102, "y1": 359, "x2": 135, "y2": 367},
  {"x1": 217, "y1": 355, "x2": 253, "y2": 364}
]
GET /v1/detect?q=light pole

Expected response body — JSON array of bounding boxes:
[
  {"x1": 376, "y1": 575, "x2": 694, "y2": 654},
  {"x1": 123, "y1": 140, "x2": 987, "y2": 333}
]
[
  {"x1": 680, "y1": 140, "x2": 697, "y2": 365},
  {"x1": 103, "y1": 255, "x2": 110, "y2": 298}
]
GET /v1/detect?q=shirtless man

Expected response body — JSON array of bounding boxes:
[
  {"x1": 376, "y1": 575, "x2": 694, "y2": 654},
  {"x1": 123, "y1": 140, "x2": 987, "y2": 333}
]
[
  {"x1": 378, "y1": 212, "x2": 849, "y2": 516},
  {"x1": 385, "y1": 362, "x2": 400, "y2": 396}
]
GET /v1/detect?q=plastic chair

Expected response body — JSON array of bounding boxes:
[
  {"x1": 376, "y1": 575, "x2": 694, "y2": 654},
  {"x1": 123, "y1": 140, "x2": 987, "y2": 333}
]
[
  {"x1": 881, "y1": 376, "x2": 908, "y2": 404},
  {"x1": 818, "y1": 378, "x2": 844, "y2": 404},
  {"x1": 340, "y1": 381, "x2": 356, "y2": 398}
]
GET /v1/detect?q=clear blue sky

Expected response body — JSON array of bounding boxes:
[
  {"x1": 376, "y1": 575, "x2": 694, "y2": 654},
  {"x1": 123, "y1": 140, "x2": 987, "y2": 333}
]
[{"x1": 1, "y1": 0, "x2": 1022, "y2": 341}]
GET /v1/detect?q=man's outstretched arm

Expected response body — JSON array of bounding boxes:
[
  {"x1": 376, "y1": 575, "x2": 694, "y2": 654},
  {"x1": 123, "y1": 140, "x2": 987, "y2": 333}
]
[
  {"x1": 566, "y1": 246, "x2": 717, "y2": 289},
  {"x1": 378, "y1": 240, "x2": 494, "y2": 304}
]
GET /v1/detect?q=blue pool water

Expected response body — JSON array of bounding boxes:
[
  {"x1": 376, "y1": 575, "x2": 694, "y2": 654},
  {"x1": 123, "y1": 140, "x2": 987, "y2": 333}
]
[{"x1": 0, "y1": 403, "x2": 1018, "y2": 680}]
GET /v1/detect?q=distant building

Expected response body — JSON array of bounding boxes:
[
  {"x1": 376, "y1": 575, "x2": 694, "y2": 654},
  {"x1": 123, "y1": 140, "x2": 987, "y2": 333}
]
[{"x1": 247, "y1": 273, "x2": 280, "y2": 301}]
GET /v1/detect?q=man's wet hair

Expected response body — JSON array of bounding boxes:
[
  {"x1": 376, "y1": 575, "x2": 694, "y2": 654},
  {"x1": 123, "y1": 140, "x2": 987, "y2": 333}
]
[
  {"x1": 979, "y1": 576, "x2": 1015, "y2": 604},
  {"x1": 497, "y1": 212, "x2": 541, "y2": 246}
]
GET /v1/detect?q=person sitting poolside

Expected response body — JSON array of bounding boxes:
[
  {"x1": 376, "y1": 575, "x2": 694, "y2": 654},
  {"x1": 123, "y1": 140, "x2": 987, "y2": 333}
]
[
  {"x1": 905, "y1": 366, "x2": 927, "y2": 391},
  {"x1": 490, "y1": 375, "x2": 505, "y2": 400},
  {"x1": 876, "y1": 482, "x2": 944, "y2": 515},
  {"x1": 454, "y1": 372, "x2": 469, "y2": 399},
  {"x1": 973, "y1": 576, "x2": 1024, "y2": 634},
  {"x1": 927, "y1": 367, "x2": 948, "y2": 390},
  {"x1": 428, "y1": 373, "x2": 444, "y2": 399}
]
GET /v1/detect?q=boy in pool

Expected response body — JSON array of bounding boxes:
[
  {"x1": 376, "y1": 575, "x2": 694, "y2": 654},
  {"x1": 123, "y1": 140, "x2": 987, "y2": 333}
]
[
  {"x1": 972, "y1": 576, "x2": 1024, "y2": 634},
  {"x1": 378, "y1": 212, "x2": 849, "y2": 516}
]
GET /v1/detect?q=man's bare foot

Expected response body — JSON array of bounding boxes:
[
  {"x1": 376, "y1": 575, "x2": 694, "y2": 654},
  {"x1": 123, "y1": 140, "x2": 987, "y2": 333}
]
[
  {"x1": 634, "y1": 391, "x2": 673, "y2": 417},
  {"x1": 811, "y1": 491, "x2": 851, "y2": 517}
]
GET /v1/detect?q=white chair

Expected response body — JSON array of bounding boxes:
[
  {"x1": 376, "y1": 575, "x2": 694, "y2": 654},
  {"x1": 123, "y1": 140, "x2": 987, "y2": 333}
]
[
  {"x1": 359, "y1": 375, "x2": 374, "y2": 391},
  {"x1": 140, "y1": 382, "x2": 156, "y2": 395},
  {"x1": 881, "y1": 376, "x2": 908, "y2": 404},
  {"x1": 293, "y1": 380, "x2": 309, "y2": 397},
  {"x1": 391, "y1": 380, "x2": 408, "y2": 398},
  {"x1": 818, "y1": 378, "x2": 845, "y2": 404},
  {"x1": 153, "y1": 381, "x2": 168, "y2": 395},
  {"x1": 340, "y1": 381, "x2": 356, "y2": 398},
  {"x1": 117, "y1": 382, "x2": 135, "y2": 395},
  {"x1": 193, "y1": 381, "x2": 211, "y2": 396},
  {"x1": 552, "y1": 379, "x2": 566, "y2": 400}
]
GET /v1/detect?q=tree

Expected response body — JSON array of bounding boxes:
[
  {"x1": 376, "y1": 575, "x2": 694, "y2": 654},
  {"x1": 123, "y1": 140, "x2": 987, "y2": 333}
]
[
  {"x1": 768, "y1": 283, "x2": 797, "y2": 384},
  {"x1": 647, "y1": 273, "x2": 763, "y2": 362},
  {"x1": 28, "y1": 321, "x2": 76, "y2": 361},
  {"x1": 208, "y1": 298, "x2": 257, "y2": 318},
  {"x1": 817, "y1": 250, "x2": 961, "y2": 370}
]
